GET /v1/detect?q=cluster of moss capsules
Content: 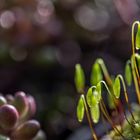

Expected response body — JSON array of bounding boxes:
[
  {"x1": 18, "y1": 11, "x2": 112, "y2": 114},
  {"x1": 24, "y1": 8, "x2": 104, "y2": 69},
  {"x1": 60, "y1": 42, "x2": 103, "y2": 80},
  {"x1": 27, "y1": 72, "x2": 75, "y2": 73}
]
[{"x1": 74, "y1": 21, "x2": 140, "y2": 140}]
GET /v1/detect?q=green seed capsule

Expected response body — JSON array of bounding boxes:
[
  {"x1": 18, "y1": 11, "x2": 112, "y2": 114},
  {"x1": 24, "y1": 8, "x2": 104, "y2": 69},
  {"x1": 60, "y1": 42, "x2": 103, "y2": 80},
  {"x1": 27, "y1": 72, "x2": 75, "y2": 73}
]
[
  {"x1": 136, "y1": 23, "x2": 140, "y2": 50},
  {"x1": 90, "y1": 62, "x2": 102, "y2": 86},
  {"x1": 113, "y1": 77, "x2": 121, "y2": 99},
  {"x1": 125, "y1": 61, "x2": 132, "y2": 86},
  {"x1": 90, "y1": 104, "x2": 100, "y2": 123},
  {"x1": 74, "y1": 64, "x2": 85, "y2": 93},
  {"x1": 77, "y1": 95, "x2": 85, "y2": 122},
  {"x1": 86, "y1": 88, "x2": 98, "y2": 107}
]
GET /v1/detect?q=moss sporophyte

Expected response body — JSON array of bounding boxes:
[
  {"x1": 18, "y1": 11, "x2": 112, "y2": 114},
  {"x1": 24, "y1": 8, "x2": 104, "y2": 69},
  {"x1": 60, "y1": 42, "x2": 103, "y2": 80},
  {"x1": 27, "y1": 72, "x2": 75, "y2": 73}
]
[{"x1": 74, "y1": 21, "x2": 140, "y2": 140}]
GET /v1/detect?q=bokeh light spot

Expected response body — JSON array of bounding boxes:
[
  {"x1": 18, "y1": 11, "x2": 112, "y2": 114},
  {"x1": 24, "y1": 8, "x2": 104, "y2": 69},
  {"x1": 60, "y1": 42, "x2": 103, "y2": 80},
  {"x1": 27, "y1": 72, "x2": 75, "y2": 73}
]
[
  {"x1": 74, "y1": 5, "x2": 110, "y2": 31},
  {"x1": 9, "y1": 47, "x2": 28, "y2": 62},
  {"x1": 0, "y1": 11, "x2": 15, "y2": 29}
]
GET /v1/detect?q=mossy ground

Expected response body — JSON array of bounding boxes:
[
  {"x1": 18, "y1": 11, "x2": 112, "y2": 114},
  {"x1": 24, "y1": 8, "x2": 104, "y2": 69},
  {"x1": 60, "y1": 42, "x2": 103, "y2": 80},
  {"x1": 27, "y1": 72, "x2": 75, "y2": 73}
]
[{"x1": 102, "y1": 104, "x2": 140, "y2": 140}]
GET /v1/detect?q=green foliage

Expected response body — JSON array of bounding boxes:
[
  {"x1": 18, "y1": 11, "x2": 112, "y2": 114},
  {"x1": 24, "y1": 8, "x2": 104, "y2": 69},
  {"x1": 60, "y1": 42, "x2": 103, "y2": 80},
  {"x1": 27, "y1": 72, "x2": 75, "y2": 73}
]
[
  {"x1": 75, "y1": 64, "x2": 85, "y2": 93},
  {"x1": 136, "y1": 23, "x2": 140, "y2": 50},
  {"x1": 90, "y1": 62, "x2": 103, "y2": 86},
  {"x1": 90, "y1": 104, "x2": 100, "y2": 123},
  {"x1": 77, "y1": 95, "x2": 85, "y2": 122},
  {"x1": 108, "y1": 104, "x2": 140, "y2": 140},
  {"x1": 75, "y1": 20, "x2": 140, "y2": 140},
  {"x1": 125, "y1": 61, "x2": 132, "y2": 86},
  {"x1": 113, "y1": 77, "x2": 121, "y2": 99}
]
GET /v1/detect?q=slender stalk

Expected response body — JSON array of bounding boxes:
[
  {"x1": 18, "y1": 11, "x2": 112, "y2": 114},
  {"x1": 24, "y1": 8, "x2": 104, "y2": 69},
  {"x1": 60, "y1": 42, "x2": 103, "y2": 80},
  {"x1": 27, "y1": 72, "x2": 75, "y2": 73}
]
[
  {"x1": 99, "y1": 81, "x2": 124, "y2": 128},
  {"x1": 100, "y1": 100, "x2": 125, "y2": 139},
  {"x1": 132, "y1": 21, "x2": 139, "y2": 55},
  {"x1": 97, "y1": 60, "x2": 123, "y2": 121},
  {"x1": 82, "y1": 95, "x2": 98, "y2": 140},
  {"x1": 97, "y1": 59, "x2": 113, "y2": 87},
  {"x1": 97, "y1": 60, "x2": 124, "y2": 125},
  {"x1": 97, "y1": 59, "x2": 132, "y2": 128},
  {"x1": 117, "y1": 74, "x2": 135, "y2": 121},
  {"x1": 131, "y1": 56, "x2": 140, "y2": 104},
  {"x1": 118, "y1": 99, "x2": 135, "y2": 132},
  {"x1": 99, "y1": 81, "x2": 135, "y2": 129},
  {"x1": 131, "y1": 21, "x2": 140, "y2": 84}
]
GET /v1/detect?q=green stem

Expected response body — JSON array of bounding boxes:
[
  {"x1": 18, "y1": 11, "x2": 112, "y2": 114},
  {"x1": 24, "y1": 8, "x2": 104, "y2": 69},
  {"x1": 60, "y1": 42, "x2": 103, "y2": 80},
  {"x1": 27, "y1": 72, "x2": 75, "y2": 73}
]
[
  {"x1": 131, "y1": 21, "x2": 140, "y2": 85},
  {"x1": 118, "y1": 99, "x2": 135, "y2": 132},
  {"x1": 132, "y1": 21, "x2": 139, "y2": 54},
  {"x1": 97, "y1": 59, "x2": 113, "y2": 87},
  {"x1": 99, "y1": 81, "x2": 124, "y2": 128},
  {"x1": 131, "y1": 56, "x2": 140, "y2": 104},
  {"x1": 100, "y1": 100, "x2": 125, "y2": 139},
  {"x1": 99, "y1": 81, "x2": 134, "y2": 129},
  {"x1": 99, "y1": 81, "x2": 112, "y2": 96},
  {"x1": 117, "y1": 74, "x2": 135, "y2": 121}
]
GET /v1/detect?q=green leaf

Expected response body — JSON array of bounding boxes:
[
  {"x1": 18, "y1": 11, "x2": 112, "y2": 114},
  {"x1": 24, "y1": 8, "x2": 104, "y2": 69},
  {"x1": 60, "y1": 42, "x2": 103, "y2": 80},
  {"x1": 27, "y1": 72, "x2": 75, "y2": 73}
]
[
  {"x1": 74, "y1": 64, "x2": 85, "y2": 93},
  {"x1": 86, "y1": 88, "x2": 97, "y2": 107},
  {"x1": 77, "y1": 95, "x2": 85, "y2": 122},
  {"x1": 125, "y1": 61, "x2": 132, "y2": 86},
  {"x1": 96, "y1": 83, "x2": 102, "y2": 102},
  {"x1": 90, "y1": 104, "x2": 100, "y2": 123},
  {"x1": 90, "y1": 62, "x2": 103, "y2": 86},
  {"x1": 136, "y1": 23, "x2": 140, "y2": 50},
  {"x1": 113, "y1": 77, "x2": 121, "y2": 99}
]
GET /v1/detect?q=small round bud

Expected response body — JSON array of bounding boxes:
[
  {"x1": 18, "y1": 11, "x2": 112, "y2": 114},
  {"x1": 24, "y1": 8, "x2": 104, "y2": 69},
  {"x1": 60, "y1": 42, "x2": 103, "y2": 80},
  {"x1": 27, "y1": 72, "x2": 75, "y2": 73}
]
[
  {"x1": 6, "y1": 94, "x2": 14, "y2": 103},
  {"x1": 12, "y1": 120, "x2": 40, "y2": 140},
  {"x1": 12, "y1": 91, "x2": 28, "y2": 118},
  {"x1": 0, "y1": 95, "x2": 7, "y2": 106},
  {"x1": 27, "y1": 95, "x2": 36, "y2": 118},
  {"x1": 0, "y1": 105, "x2": 19, "y2": 130}
]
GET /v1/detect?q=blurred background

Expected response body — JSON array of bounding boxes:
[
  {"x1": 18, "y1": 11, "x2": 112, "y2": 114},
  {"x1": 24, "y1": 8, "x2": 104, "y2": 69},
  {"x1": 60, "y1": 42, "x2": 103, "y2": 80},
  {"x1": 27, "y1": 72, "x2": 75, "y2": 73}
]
[{"x1": 0, "y1": 0, "x2": 140, "y2": 140}]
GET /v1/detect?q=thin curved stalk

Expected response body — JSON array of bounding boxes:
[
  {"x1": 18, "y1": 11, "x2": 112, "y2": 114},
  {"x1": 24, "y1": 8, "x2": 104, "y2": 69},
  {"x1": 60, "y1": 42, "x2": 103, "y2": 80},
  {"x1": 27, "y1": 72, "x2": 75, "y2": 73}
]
[
  {"x1": 99, "y1": 100, "x2": 125, "y2": 139},
  {"x1": 99, "y1": 81, "x2": 134, "y2": 129},
  {"x1": 118, "y1": 99, "x2": 135, "y2": 132},
  {"x1": 117, "y1": 74, "x2": 135, "y2": 121},
  {"x1": 97, "y1": 59, "x2": 113, "y2": 87},
  {"x1": 131, "y1": 56, "x2": 140, "y2": 104},
  {"x1": 82, "y1": 95, "x2": 98, "y2": 140},
  {"x1": 132, "y1": 21, "x2": 139, "y2": 55},
  {"x1": 99, "y1": 81, "x2": 124, "y2": 129},
  {"x1": 131, "y1": 21, "x2": 140, "y2": 84}
]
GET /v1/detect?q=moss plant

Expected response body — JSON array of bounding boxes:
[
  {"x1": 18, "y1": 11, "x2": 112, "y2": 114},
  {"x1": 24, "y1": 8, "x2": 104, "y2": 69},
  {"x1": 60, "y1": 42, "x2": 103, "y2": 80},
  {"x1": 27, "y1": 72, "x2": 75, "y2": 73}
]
[{"x1": 75, "y1": 21, "x2": 140, "y2": 140}]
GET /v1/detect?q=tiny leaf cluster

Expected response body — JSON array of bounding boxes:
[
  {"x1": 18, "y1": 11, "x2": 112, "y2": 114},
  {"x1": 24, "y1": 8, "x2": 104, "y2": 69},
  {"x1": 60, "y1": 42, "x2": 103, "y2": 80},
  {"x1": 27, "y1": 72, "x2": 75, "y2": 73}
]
[{"x1": 0, "y1": 91, "x2": 42, "y2": 140}]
